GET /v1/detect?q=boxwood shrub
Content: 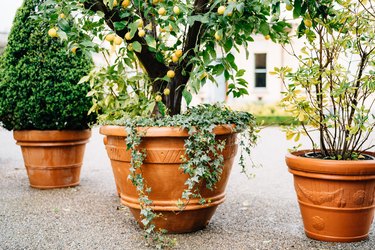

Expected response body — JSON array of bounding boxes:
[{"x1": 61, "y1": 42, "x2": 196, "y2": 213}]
[{"x1": 0, "y1": 0, "x2": 94, "y2": 130}]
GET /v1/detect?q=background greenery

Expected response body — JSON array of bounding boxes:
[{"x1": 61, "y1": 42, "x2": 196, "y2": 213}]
[
  {"x1": 235, "y1": 102, "x2": 297, "y2": 126},
  {"x1": 0, "y1": 0, "x2": 94, "y2": 130}
]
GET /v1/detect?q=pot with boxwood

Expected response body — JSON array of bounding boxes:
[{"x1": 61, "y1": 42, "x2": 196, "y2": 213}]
[
  {"x1": 274, "y1": 1, "x2": 375, "y2": 242},
  {"x1": 0, "y1": 0, "x2": 95, "y2": 189},
  {"x1": 39, "y1": 0, "x2": 291, "y2": 247}
]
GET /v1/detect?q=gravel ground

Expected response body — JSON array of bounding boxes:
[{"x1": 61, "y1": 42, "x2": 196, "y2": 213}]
[{"x1": 1, "y1": 127, "x2": 374, "y2": 250}]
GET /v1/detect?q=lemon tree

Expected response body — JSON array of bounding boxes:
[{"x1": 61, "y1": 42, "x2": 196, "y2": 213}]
[{"x1": 38, "y1": 0, "x2": 291, "y2": 119}]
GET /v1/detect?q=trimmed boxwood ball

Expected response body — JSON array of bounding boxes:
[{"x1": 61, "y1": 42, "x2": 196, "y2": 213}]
[{"x1": 0, "y1": 0, "x2": 94, "y2": 130}]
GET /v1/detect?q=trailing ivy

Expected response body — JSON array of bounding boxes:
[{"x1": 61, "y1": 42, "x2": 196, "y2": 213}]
[{"x1": 111, "y1": 104, "x2": 258, "y2": 248}]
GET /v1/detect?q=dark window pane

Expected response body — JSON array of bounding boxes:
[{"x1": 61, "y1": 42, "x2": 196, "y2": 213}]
[
  {"x1": 255, "y1": 53, "x2": 266, "y2": 69},
  {"x1": 255, "y1": 73, "x2": 266, "y2": 87}
]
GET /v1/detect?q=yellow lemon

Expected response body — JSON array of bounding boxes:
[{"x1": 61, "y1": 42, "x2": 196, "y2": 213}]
[
  {"x1": 125, "y1": 32, "x2": 132, "y2": 40},
  {"x1": 163, "y1": 88, "x2": 170, "y2": 96},
  {"x1": 121, "y1": 0, "x2": 130, "y2": 8},
  {"x1": 114, "y1": 36, "x2": 123, "y2": 45},
  {"x1": 158, "y1": 7, "x2": 166, "y2": 16},
  {"x1": 167, "y1": 70, "x2": 175, "y2": 78},
  {"x1": 214, "y1": 31, "x2": 222, "y2": 41},
  {"x1": 218, "y1": 6, "x2": 226, "y2": 15},
  {"x1": 173, "y1": 6, "x2": 180, "y2": 15},
  {"x1": 171, "y1": 55, "x2": 179, "y2": 63},
  {"x1": 175, "y1": 49, "x2": 183, "y2": 58},
  {"x1": 48, "y1": 28, "x2": 58, "y2": 38},
  {"x1": 105, "y1": 33, "x2": 115, "y2": 42},
  {"x1": 155, "y1": 95, "x2": 162, "y2": 102},
  {"x1": 71, "y1": 47, "x2": 77, "y2": 54},
  {"x1": 138, "y1": 29, "x2": 146, "y2": 37},
  {"x1": 304, "y1": 19, "x2": 312, "y2": 28}
]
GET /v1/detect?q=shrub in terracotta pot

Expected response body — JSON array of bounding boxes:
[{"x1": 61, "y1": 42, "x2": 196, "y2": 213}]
[
  {"x1": 273, "y1": 0, "x2": 375, "y2": 242},
  {"x1": 38, "y1": 0, "x2": 291, "y2": 247},
  {"x1": 0, "y1": 0, "x2": 95, "y2": 189}
]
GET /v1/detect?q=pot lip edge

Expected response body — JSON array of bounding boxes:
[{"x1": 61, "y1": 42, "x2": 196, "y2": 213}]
[
  {"x1": 286, "y1": 149, "x2": 375, "y2": 176},
  {"x1": 13, "y1": 129, "x2": 92, "y2": 142},
  {"x1": 99, "y1": 124, "x2": 237, "y2": 137},
  {"x1": 286, "y1": 149, "x2": 375, "y2": 161}
]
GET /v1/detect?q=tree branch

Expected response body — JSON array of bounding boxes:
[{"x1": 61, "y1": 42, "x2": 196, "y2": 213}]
[
  {"x1": 83, "y1": 0, "x2": 168, "y2": 79},
  {"x1": 165, "y1": 0, "x2": 210, "y2": 114}
]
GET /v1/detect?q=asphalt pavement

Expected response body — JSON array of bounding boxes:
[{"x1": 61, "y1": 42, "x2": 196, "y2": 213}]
[{"x1": 1, "y1": 127, "x2": 374, "y2": 250}]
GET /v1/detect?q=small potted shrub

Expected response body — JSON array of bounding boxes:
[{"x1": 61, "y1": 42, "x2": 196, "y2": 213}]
[
  {"x1": 274, "y1": 1, "x2": 375, "y2": 242},
  {"x1": 0, "y1": 0, "x2": 95, "y2": 189},
  {"x1": 39, "y1": 0, "x2": 291, "y2": 247}
]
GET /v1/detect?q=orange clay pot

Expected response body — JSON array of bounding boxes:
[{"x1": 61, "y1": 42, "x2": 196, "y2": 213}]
[
  {"x1": 100, "y1": 125, "x2": 238, "y2": 233},
  {"x1": 13, "y1": 130, "x2": 91, "y2": 189},
  {"x1": 286, "y1": 150, "x2": 375, "y2": 242}
]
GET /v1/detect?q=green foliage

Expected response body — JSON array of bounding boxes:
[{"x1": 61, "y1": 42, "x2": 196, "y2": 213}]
[
  {"x1": 274, "y1": 1, "x2": 375, "y2": 159},
  {"x1": 0, "y1": 0, "x2": 95, "y2": 130},
  {"x1": 256, "y1": 116, "x2": 298, "y2": 126},
  {"x1": 119, "y1": 103, "x2": 258, "y2": 248},
  {"x1": 37, "y1": 0, "x2": 292, "y2": 115}
]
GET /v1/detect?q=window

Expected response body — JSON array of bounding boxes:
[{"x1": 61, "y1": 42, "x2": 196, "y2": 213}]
[{"x1": 254, "y1": 53, "x2": 267, "y2": 88}]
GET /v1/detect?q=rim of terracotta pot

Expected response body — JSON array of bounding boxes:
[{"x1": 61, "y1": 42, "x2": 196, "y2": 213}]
[
  {"x1": 99, "y1": 124, "x2": 236, "y2": 137},
  {"x1": 13, "y1": 129, "x2": 92, "y2": 143},
  {"x1": 286, "y1": 150, "x2": 375, "y2": 177}
]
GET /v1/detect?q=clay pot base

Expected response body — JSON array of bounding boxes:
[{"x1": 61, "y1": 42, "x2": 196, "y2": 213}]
[
  {"x1": 299, "y1": 199, "x2": 374, "y2": 242},
  {"x1": 129, "y1": 207, "x2": 218, "y2": 233}
]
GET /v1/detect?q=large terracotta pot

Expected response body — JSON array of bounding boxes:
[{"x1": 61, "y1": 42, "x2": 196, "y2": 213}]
[
  {"x1": 100, "y1": 125, "x2": 238, "y2": 233},
  {"x1": 286, "y1": 150, "x2": 375, "y2": 242},
  {"x1": 13, "y1": 130, "x2": 91, "y2": 189}
]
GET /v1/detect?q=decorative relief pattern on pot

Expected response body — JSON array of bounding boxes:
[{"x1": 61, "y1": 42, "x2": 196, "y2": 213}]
[
  {"x1": 353, "y1": 190, "x2": 366, "y2": 205},
  {"x1": 107, "y1": 146, "x2": 130, "y2": 161},
  {"x1": 145, "y1": 149, "x2": 185, "y2": 163},
  {"x1": 312, "y1": 216, "x2": 325, "y2": 231},
  {"x1": 295, "y1": 184, "x2": 346, "y2": 207}
]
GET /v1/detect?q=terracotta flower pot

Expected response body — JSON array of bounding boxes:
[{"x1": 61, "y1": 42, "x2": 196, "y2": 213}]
[
  {"x1": 100, "y1": 125, "x2": 238, "y2": 233},
  {"x1": 286, "y1": 150, "x2": 375, "y2": 242},
  {"x1": 13, "y1": 130, "x2": 91, "y2": 189}
]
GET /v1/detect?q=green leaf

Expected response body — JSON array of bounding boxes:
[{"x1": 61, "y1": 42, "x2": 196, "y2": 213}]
[
  {"x1": 236, "y1": 69, "x2": 246, "y2": 77},
  {"x1": 114, "y1": 21, "x2": 127, "y2": 31},
  {"x1": 293, "y1": 0, "x2": 302, "y2": 18},
  {"x1": 182, "y1": 89, "x2": 192, "y2": 106},
  {"x1": 202, "y1": 50, "x2": 210, "y2": 64},
  {"x1": 132, "y1": 41, "x2": 142, "y2": 52},
  {"x1": 226, "y1": 53, "x2": 237, "y2": 71},
  {"x1": 145, "y1": 35, "x2": 156, "y2": 49},
  {"x1": 129, "y1": 22, "x2": 139, "y2": 39},
  {"x1": 212, "y1": 64, "x2": 225, "y2": 76},
  {"x1": 58, "y1": 19, "x2": 70, "y2": 32},
  {"x1": 259, "y1": 21, "x2": 270, "y2": 35},
  {"x1": 224, "y1": 39, "x2": 233, "y2": 53}
]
